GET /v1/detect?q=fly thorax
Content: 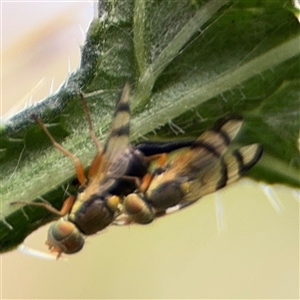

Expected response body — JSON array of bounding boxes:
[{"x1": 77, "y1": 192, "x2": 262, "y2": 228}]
[
  {"x1": 148, "y1": 180, "x2": 185, "y2": 212},
  {"x1": 69, "y1": 194, "x2": 114, "y2": 235}
]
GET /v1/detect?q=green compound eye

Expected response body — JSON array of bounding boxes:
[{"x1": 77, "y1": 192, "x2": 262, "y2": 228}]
[
  {"x1": 123, "y1": 193, "x2": 155, "y2": 224},
  {"x1": 46, "y1": 220, "x2": 85, "y2": 258}
]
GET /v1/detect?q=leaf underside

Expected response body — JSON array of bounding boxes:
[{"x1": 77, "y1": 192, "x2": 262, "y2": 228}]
[{"x1": 1, "y1": 0, "x2": 299, "y2": 253}]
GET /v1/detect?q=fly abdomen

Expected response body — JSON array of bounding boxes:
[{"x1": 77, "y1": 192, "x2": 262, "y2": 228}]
[
  {"x1": 106, "y1": 147, "x2": 150, "y2": 196},
  {"x1": 135, "y1": 139, "x2": 194, "y2": 156},
  {"x1": 127, "y1": 148, "x2": 150, "y2": 177}
]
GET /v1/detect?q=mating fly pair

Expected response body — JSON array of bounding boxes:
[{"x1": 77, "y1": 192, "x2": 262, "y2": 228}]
[
  {"x1": 13, "y1": 83, "x2": 262, "y2": 258},
  {"x1": 13, "y1": 83, "x2": 194, "y2": 258},
  {"x1": 120, "y1": 118, "x2": 263, "y2": 225}
]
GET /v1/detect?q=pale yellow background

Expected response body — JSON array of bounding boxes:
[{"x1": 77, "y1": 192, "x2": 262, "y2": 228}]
[{"x1": 1, "y1": 2, "x2": 299, "y2": 299}]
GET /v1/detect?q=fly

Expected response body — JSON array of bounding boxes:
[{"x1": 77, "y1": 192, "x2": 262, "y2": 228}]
[
  {"x1": 121, "y1": 118, "x2": 263, "y2": 224},
  {"x1": 12, "y1": 83, "x2": 195, "y2": 258}
]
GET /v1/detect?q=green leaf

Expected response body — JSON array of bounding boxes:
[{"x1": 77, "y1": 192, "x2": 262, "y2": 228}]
[{"x1": 1, "y1": 0, "x2": 299, "y2": 253}]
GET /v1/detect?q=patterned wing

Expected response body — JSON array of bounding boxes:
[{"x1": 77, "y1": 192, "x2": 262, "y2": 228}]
[
  {"x1": 66, "y1": 84, "x2": 133, "y2": 236},
  {"x1": 86, "y1": 83, "x2": 132, "y2": 185},
  {"x1": 165, "y1": 118, "x2": 262, "y2": 202},
  {"x1": 104, "y1": 82, "x2": 131, "y2": 163},
  {"x1": 163, "y1": 118, "x2": 243, "y2": 180},
  {"x1": 182, "y1": 143, "x2": 263, "y2": 202}
]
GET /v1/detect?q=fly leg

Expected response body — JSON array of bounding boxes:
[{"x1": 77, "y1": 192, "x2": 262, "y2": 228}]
[
  {"x1": 78, "y1": 92, "x2": 104, "y2": 180},
  {"x1": 11, "y1": 114, "x2": 85, "y2": 215},
  {"x1": 11, "y1": 195, "x2": 76, "y2": 216},
  {"x1": 32, "y1": 114, "x2": 87, "y2": 186},
  {"x1": 78, "y1": 92, "x2": 103, "y2": 153},
  {"x1": 140, "y1": 153, "x2": 168, "y2": 192},
  {"x1": 145, "y1": 153, "x2": 167, "y2": 165}
]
